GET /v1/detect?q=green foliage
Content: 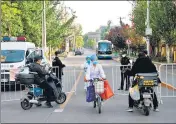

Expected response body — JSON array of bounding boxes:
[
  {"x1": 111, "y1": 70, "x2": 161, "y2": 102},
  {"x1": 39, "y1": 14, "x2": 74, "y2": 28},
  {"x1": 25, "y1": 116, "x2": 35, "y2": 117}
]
[
  {"x1": 1, "y1": 1, "x2": 81, "y2": 49},
  {"x1": 132, "y1": 1, "x2": 147, "y2": 36},
  {"x1": 76, "y1": 36, "x2": 84, "y2": 48},
  {"x1": 87, "y1": 39, "x2": 96, "y2": 48},
  {"x1": 132, "y1": 1, "x2": 176, "y2": 46},
  {"x1": 2, "y1": 1, "x2": 23, "y2": 36}
]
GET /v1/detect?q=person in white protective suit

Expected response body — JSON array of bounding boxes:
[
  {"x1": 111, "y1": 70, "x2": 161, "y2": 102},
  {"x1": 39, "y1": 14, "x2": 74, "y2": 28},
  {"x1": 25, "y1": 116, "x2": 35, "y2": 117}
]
[
  {"x1": 85, "y1": 60, "x2": 106, "y2": 106},
  {"x1": 86, "y1": 61, "x2": 106, "y2": 80},
  {"x1": 85, "y1": 54, "x2": 106, "y2": 82},
  {"x1": 83, "y1": 55, "x2": 92, "y2": 90}
]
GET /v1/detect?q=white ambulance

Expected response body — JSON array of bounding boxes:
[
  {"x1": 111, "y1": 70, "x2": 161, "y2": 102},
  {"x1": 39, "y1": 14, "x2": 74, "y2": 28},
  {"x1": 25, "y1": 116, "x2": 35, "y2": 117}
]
[{"x1": 1, "y1": 36, "x2": 47, "y2": 87}]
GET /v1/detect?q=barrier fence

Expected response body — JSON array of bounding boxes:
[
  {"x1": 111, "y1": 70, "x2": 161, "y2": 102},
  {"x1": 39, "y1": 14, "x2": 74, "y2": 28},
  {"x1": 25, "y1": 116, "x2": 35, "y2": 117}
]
[
  {"x1": 158, "y1": 63, "x2": 176, "y2": 98},
  {"x1": 1, "y1": 64, "x2": 176, "y2": 102},
  {"x1": 1, "y1": 66, "x2": 80, "y2": 102}
]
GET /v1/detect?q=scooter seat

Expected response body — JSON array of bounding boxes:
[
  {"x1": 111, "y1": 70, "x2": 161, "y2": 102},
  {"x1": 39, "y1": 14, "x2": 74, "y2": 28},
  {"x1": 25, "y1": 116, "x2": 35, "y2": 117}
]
[{"x1": 136, "y1": 73, "x2": 158, "y2": 77}]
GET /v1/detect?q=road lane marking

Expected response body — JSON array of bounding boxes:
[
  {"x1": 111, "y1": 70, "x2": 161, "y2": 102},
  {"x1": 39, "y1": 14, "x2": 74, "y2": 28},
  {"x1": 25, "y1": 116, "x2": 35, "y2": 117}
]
[{"x1": 54, "y1": 71, "x2": 82, "y2": 112}]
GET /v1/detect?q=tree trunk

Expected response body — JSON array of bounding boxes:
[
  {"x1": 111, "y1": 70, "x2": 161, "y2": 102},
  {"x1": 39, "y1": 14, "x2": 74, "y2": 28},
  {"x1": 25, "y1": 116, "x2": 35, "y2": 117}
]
[
  {"x1": 49, "y1": 45, "x2": 51, "y2": 62},
  {"x1": 166, "y1": 44, "x2": 170, "y2": 63},
  {"x1": 157, "y1": 43, "x2": 160, "y2": 57}
]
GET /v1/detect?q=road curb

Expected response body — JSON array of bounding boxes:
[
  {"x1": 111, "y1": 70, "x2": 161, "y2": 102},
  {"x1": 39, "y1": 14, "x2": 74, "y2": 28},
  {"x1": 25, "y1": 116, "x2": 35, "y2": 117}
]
[{"x1": 113, "y1": 58, "x2": 176, "y2": 91}]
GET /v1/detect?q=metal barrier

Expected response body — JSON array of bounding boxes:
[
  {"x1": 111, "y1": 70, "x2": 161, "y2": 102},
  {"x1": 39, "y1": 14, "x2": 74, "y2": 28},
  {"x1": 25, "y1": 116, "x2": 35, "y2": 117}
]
[
  {"x1": 158, "y1": 63, "x2": 176, "y2": 98},
  {"x1": 111, "y1": 65, "x2": 132, "y2": 96},
  {"x1": 2, "y1": 63, "x2": 175, "y2": 102},
  {"x1": 1, "y1": 66, "x2": 80, "y2": 102}
]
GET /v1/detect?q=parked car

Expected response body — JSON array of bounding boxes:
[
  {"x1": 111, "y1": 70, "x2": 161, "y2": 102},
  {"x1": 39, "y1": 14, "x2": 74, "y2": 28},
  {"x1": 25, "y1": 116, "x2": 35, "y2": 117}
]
[{"x1": 75, "y1": 50, "x2": 82, "y2": 56}]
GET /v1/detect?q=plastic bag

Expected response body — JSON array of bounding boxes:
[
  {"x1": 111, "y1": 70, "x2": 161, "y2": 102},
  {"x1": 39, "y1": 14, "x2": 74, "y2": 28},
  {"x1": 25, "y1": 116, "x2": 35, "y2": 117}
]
[
  {"x1": 86, "y1": 82, "x2": 96, "y2": 102},
  {"x1": 100, "y1": 80, "x2": 114, "y2": 100},
  {"x1": 129, "y1": 85, "x2": 140, "y2": 101}
]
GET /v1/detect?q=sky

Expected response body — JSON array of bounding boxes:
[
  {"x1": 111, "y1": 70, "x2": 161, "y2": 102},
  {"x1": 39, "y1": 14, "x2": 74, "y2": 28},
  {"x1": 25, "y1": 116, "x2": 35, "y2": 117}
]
[{"x1": 64, "y1": 1, "x2": 133, "y2": 34}]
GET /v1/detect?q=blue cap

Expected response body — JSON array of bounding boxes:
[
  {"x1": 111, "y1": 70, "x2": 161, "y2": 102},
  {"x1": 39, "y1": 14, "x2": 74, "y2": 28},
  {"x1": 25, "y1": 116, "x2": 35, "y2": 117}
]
[
  {"x1": 93, "y1": 61, "x2": 98, "y2": 65},
  {"x1": 90, "y1": 54, "x2": 97, "y2": 61},
  {"x1": 86, "y1": 55, "x2": 91, "y2": 60}
]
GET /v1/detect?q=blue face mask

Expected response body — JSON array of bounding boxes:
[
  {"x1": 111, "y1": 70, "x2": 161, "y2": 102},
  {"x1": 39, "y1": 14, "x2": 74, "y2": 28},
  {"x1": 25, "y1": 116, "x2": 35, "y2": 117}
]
[{"x1": 87, "y1": 60, "x2": 91, "y2": 65}]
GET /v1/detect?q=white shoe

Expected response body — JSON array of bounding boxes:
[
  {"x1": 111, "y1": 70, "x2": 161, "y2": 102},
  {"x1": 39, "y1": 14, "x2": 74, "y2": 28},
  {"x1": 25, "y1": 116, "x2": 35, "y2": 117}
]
[
  {"x1": 154, "y1": 108, "x2": 159, "y2": 112},
  {"x1": 126, "y1": 108, "x2": 133, "y2": 112}
]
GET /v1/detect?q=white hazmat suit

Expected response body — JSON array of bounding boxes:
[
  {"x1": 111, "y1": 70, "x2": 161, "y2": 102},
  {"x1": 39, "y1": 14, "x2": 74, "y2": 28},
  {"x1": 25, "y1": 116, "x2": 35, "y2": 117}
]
[{"x1": 85, "y1": 64, "x2": 106, "y2": 81}]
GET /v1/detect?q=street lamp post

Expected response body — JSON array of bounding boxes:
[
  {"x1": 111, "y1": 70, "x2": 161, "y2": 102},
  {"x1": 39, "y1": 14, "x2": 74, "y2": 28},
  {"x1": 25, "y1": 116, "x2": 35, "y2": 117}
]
[
  {"x1": 42, "y1": 1, "x2": 60, "y2": 61},
  {"x1": 42, "y1": 0, "x2": 46, "y2": 53},
  {"x1": 145, "y1": 0, "x2": 152, "y2": 57}
]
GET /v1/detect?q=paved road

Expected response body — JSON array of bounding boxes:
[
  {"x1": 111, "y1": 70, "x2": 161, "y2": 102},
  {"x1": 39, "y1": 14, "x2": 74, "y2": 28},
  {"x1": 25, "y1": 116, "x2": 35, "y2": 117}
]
[{"x1": 1, "y1": 49, "x2": 176, "y2": 123}]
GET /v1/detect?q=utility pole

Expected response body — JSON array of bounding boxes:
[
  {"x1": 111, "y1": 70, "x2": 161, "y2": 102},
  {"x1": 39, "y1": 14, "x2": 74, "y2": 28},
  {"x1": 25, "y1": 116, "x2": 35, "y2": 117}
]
[
  {"x1": 145, "y1": 0, "x2": 152, "y2": 56},
  {"x1": 42, "y1": 0, "x2": 46, "y2": 53}
]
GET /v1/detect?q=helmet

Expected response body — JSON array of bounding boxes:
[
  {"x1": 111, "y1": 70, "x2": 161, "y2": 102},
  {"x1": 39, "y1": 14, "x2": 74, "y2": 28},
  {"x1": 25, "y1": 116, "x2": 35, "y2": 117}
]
[
  {"x1": 90, "y1": 54, "x2": 97, "y2": 61},
  {"x1": 55, "y1": 51, "x2": 59, "y2": 56},
  {"x1": 138, "y1": 52, "x2": 145, "y2": 58},
  {"x1": 34, "y1": 55, "x2": 42, "y2": 62}
]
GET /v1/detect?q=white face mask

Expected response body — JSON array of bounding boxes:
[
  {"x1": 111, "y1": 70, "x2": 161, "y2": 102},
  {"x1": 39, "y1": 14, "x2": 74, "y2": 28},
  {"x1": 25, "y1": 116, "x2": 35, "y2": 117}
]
[{"x1": 122, "y1": 54, "x2": 126, "y2": 57}]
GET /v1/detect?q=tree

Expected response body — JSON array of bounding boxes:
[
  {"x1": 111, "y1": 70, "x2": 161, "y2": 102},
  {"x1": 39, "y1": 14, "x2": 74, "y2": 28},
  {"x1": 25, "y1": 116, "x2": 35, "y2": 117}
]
[
  {"x1": 132, "y1": 1, "x2": 176, "y2": 61},
  {"x1": 2, "y1": 1, "x2": 23, "y2": 36},
  {"x1": 87, "y1": 39, "x2": 96, "y2": 49},
  {"x1": 1, "y1": 1, "x2": 81, "y2": 52},
  {"x1": 76, "y1": 36, "x2": 84, "y2": 48},
  {"x1": 105, "y1": 26, "x2": 126, "y2": 50},
  {"x1": 120, "y1": 24, "x2": 145, "y2": 54},
  {"x1": 17, "y1": 1, "x2": 43, "y2": 46},
  {"x1": 83, "y1": 34, "x2": 88, "y2": 47},
  {"x1": 153, "y1": 1, "x2": 176, "y2": 62}
]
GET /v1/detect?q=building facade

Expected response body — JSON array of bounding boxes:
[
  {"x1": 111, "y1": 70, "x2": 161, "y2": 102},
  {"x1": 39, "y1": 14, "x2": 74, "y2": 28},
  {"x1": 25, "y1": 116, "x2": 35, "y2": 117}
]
[{"x1": 87, "y1": 32, "x2": 101, "y2": 42}]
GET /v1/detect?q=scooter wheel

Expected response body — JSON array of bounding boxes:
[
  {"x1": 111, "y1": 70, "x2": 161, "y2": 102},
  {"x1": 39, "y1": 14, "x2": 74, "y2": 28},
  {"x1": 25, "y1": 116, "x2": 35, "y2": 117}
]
[
  {"x1": 55, "y1": 92, "x2": 67, "y2": 104},
  {"x1": 21, "y1": 98, "x2": 33, "y2": 110}
]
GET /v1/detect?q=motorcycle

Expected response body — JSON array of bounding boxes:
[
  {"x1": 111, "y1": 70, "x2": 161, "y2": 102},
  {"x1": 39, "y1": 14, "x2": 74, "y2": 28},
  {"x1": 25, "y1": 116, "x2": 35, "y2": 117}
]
[
  {"x1": 130, "y1": 73, "x2": 159, "y2": 116},
  {"x1": 17, "y1": 64, "x2": 67, "y2": 110}
]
